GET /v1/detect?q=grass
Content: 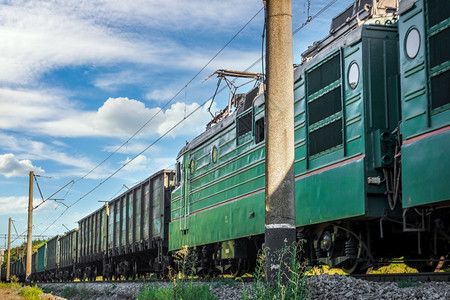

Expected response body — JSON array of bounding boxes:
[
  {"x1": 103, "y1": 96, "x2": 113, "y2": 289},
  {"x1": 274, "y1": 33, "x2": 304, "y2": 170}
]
[
  {"x1": 0, "y1": 282, "x2": 22, "y2": 290},
  {"x1": 242, "y1": 242, "x2": 309, "y2": 300},
  {"x1": 0, "y1": 282, "x2": 43, "y2": 300},
  {"x1": 60, "y1": 284, "x2": 78, "y2": 298},
  {"x1": 137, "y1": 281, "x2": 217, "y2": 300},
  {"x1": 19, "y1": 285, "x2": 43, "y2": 300},
  {"x1": 397, "y1": 277, "x2": 418, "y2": 288},
  {"x1": 137, "y1": 246, "x2": 218, "y2": 300},
  {"x1": 104, "y1": 283, "x2": 117, "y2": 296}
]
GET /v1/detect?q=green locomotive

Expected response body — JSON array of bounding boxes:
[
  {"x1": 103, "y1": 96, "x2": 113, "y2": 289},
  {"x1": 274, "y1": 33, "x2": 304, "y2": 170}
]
[
  {"x1": 169, "y1": 0, "x2": 449, "y2": 274},
  {"x1": 10, "y1": 0, "x2": 449, "y2": 282}
]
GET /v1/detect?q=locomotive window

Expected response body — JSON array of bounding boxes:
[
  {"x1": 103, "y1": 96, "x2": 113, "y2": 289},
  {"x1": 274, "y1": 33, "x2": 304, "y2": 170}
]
[
  {"x1": 237, "y1": 111, "x2": 252, "y2": 137},
  {"x1": 348, "y1": 62, "x2": 360, "y2": 89},
  {"x1": 405, "y1": 28, "x2": 420, "y2": 59},
  {"x1": 255, "y1": 117, "x2": 265, "y2": 144},
  {"x1": 176, "y1": 162, "x2": 181, "y2": 185}
]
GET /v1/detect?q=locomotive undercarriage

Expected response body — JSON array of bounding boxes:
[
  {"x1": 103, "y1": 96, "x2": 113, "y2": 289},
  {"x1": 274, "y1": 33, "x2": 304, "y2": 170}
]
[
  {"x1": 174, "y1": 205, "x2": 449, "y2": 276},
  {"x1": 306, "y1": 205, "x2": 449, "y2": 273},
  {"x1": 172, "y1": 237, "x2": 261, "y2": 277}
]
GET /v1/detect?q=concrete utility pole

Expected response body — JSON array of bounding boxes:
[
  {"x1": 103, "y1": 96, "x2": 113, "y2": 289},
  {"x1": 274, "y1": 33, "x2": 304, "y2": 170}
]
[
  {"x1": 6, "y1": 218, "x2": 11, "y2": 281},
  {"x1": 0, "y1": 249, "x2": 3, "y2": 282},
  {"x1": 26, "y1": 171, "x2": 34, "y2": 281},
  {"x1": 264, "y1": 0, "x2": 296, "y2": 282}
]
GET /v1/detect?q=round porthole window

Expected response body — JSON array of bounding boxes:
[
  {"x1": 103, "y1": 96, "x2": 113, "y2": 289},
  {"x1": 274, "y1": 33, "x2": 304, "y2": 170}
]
[
  {"x1": 212, "y1": 146, "x2": 218, "y2": 163},
  {"x1": 348, "y1": 62, "x2": 360, "y2": 89},
  {"x1": 405, "y1": 28, "x2": 420, "y2": 59},
  {"x1": 189, "y1": 159, "x2": 194, "y2": 175}
]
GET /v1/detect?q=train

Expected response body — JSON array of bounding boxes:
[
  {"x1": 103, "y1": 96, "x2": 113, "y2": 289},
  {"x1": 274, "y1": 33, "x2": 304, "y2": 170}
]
[{"x1": 3, "y1": 0, "x2": 449, "y2": 281}]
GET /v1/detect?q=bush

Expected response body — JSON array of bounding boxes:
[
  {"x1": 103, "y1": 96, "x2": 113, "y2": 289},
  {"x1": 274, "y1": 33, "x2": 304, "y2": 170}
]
[
  {"x1": 242, "y1": 242, "x2": 309, "y2": 300},
  {"x1": 19, "y1": 285, "x2": 43, "y2": 300}
]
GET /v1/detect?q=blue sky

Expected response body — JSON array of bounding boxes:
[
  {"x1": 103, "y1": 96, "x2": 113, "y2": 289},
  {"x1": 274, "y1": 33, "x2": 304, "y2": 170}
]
[{"x1": 0, "y1": 0, "x2": 357, "y2": 248}]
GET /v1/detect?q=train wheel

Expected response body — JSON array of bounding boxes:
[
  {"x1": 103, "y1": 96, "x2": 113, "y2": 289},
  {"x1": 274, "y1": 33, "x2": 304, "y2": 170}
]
[
  {"x1": 230, "y1": 258, "x2": 242, "y2": 277},
  {"x1": 341, "y1": 259, "x2": 359, "y2": 274}
]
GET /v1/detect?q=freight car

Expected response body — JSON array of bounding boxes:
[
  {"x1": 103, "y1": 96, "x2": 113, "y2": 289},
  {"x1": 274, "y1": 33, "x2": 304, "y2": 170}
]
[
  {"x1": 72, "y1": 169, "x2": 175, "y2": 280},
  {"x1": 26, "y1": 170, "x2": 174, "y2": 282},
  {"x1": 168, "y1": 0, "x2": 449, "y2": 274}
]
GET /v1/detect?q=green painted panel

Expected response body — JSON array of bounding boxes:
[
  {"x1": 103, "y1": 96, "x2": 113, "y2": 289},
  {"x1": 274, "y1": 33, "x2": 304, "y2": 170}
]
[
  {"x1": 398, "y1": 0, "x2": 430, "y2": 138},
  {"x1": 402, "y1": 129, "x2": 450, "y2": 207},
  {"x1": 169, "y1": 191, "x2": 265, "y2": 251},
  {"x1": 296, "y1": 157, "x2": 365, "y2": 226},
  {"x1": 32, "y1": 252, "x2": 36, "y2": 274},
  {"x1": 36, "y1": 243, "x2": 46, "y2": 272},
  {"x1": 60, "y1": 230, "x2": 78, "y2": 268},
  {"x1": 46, "y1": 236, "x2": 60, "y2": 270},
  {"x1": 143, "y1": 183, "x2": 150, "y2": 240},
  {"x1": 135, "y1": 187, "x2": 142, "y2": 242}
]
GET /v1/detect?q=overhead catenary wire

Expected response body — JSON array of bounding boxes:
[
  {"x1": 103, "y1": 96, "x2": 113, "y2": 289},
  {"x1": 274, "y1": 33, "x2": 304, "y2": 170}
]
[
  {"x1": 41, "y1": 94, "x2": 212, "y2": 234},
  {"x1": 40, "y1": 0, "x2": 343, "y2": 235},
  {"x1": 72, "y1": 6, "x2": 265, "y2": 186}
]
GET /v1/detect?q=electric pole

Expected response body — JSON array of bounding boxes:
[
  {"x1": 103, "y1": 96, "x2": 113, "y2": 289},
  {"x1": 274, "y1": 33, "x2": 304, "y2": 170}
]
[
  {"x1": 6, "y1": 218, "x2": 11, "y2": 281},
  {"x1": 0, "y1": 249, "x2": 3, "y2": 282},
  {"x1": 264, "y1": 0, "x2": 296, "y2": 282},
  {"x1": 26, "y1": 171, "x2": 34, "y2": 281}
]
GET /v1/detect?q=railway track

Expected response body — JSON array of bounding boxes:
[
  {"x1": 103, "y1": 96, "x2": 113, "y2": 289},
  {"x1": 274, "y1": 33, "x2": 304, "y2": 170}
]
[
  {"x1": 351, "y1": 272, "x2": 450, "y2": 282},
  {"x1": 34, "y1": 271, "x2": 450, "y2": 285}
]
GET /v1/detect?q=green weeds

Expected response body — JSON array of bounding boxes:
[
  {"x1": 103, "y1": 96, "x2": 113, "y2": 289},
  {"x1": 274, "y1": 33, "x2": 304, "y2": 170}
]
[
  {"x1": 104, "y1": 283, "x2": 117, "y2": 296},
  {"x1": 137, "y1": 281, "x2": 217, "y2": 300},
  {"x1": 397, "y1": 278, "x2": 418, "y2": 288},
  {"x1": 242, "y1": 242, "x2": 309, "y2": 300},
  {"x1": 0, "y1": 282, "x2": 43, "y2": 300},
  {"x1": 60, "y1": 284, "x2": 78, "y2": 298},
  {"x1": 19, "y1": 285, "x2": 43, "y2": 300}
]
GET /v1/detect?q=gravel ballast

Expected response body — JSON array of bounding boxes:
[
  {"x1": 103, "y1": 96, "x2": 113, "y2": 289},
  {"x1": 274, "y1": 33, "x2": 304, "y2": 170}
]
[{"x1": 38, "y1": 275, "x2": 450, "y2": 300}]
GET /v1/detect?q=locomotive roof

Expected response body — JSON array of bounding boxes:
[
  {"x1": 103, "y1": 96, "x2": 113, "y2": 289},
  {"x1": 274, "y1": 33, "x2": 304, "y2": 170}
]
[
  {"x1": 294, "y1": 25, "x2": 364, "y2": 81},
  {"x1": 398, "y1": 0, "x2": 415, "y2": 15},
  {"x1": 177, "y1": 85, "x2": 264, "y2": 158},
  {"x1": 294, "y1": 0, "x2": 398, "y2": 81}
]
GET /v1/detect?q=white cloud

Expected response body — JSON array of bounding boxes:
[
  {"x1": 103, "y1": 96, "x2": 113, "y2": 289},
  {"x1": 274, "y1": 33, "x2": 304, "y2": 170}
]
[
  {"x1": 0, "y1": 134, "x2": 108, "y2": 179},
  {"x1": 0, "y1": 153, "x2": 44, "y2": 178},
  {"x1": 0, "y1": 86, "x2": 212, "y2": 139},
  {"x1": 103, "y1": 142, "x2": 162, "y2": 155},
  {"x1": 145, "y1": 88, "x2": 177, "y2": 103},
  {"x1": 0, "y1": 0, "x2": 263, "y2": 85},
  {"x1": 0, "y1": 196, "x2": 60, "y2": 215},
  {"x1": 120, "y1": 155, "x2": 149, "y2": 172}
]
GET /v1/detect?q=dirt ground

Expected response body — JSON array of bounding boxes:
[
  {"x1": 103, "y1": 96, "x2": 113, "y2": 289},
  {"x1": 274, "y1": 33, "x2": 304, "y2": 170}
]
[
  {"x1": 0, "y1": 287, "x2": 27, "y2": 299},
  {"x1": 0, "y1": 287, "x2": 66, "y2": 300}
]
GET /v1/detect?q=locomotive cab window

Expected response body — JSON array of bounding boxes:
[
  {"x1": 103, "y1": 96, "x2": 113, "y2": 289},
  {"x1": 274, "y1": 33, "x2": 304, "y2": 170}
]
[
  {"x1": 237, "y1": 110, "x2": 253, "y2": 144},
  {"x1": 255, "y1": 117, "x2": 265, "y2": 144},
  {"x1": 176, "y1": 162, "x2": 182, "y2": 185}
]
